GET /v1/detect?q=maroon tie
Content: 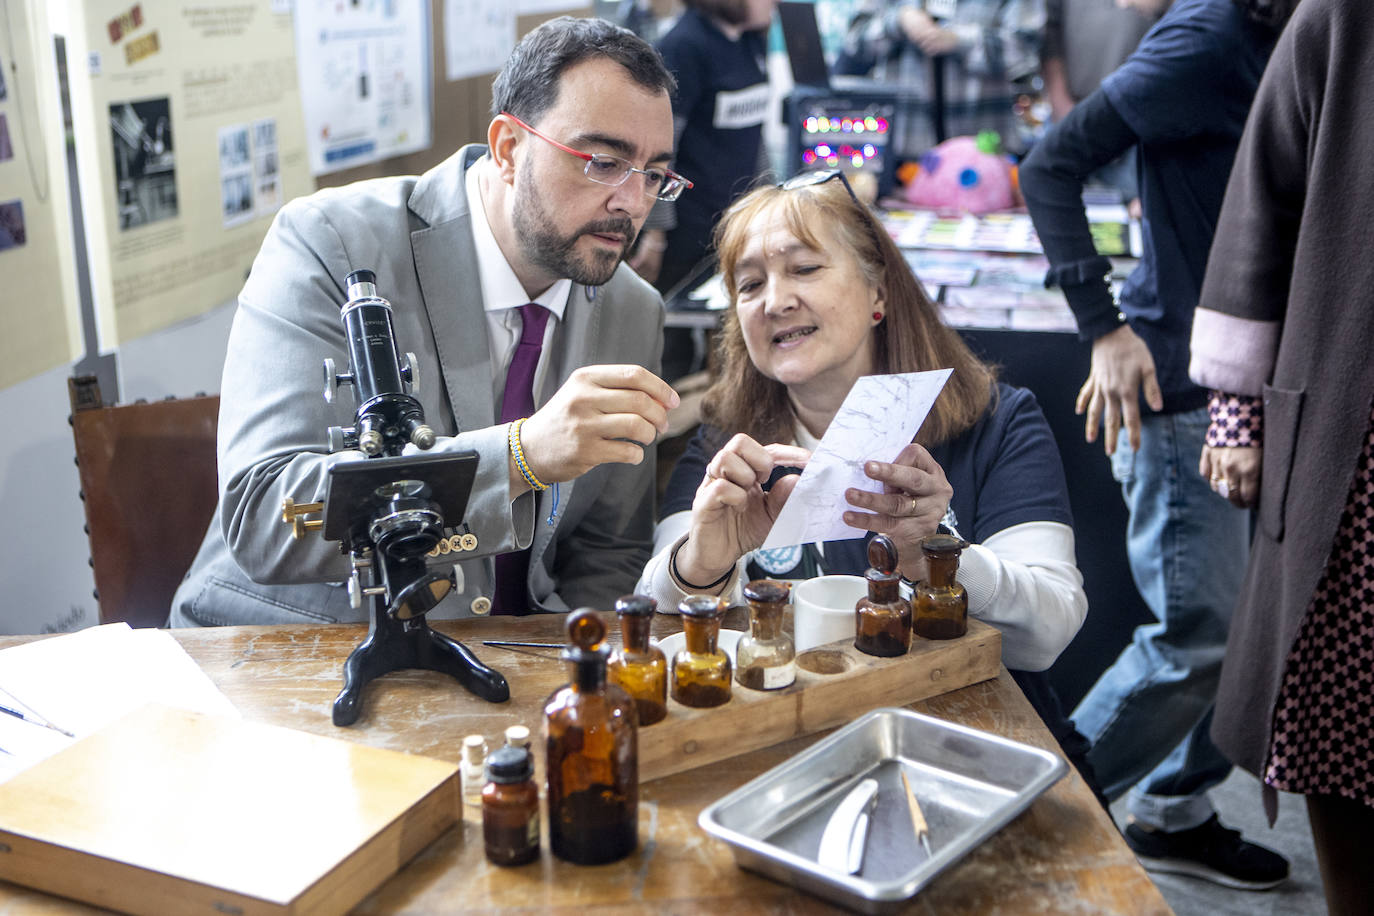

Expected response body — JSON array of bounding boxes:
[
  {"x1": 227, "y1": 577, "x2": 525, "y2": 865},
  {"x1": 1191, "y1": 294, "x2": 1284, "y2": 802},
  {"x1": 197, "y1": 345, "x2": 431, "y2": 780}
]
[{"x1": 493, "y1": 304, "x2": 551, "y2": 615}]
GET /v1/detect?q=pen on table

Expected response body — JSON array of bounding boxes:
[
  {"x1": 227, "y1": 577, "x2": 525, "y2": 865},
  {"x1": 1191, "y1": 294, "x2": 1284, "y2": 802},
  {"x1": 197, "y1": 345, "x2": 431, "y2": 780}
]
[
  {"x1": 482, "y1": 640, "x2": 565, "y2": 650},
  {"x1": 0, "y1": 703, "x2": 76, "y2": 738},
  {"x1": 900, "y1": 769, "x2": 932, "y2": 856}
]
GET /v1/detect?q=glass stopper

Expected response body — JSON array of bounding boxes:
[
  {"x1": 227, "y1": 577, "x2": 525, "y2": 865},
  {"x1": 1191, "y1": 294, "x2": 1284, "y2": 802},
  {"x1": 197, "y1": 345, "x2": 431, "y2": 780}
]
[
  {"x1": 615, "y1": 594, "x2": 657, "y2": 617},
  {"x1": 566, "y1": 608, "x2": 607, "y2": 649},
  {"x1": 867, "y1": 534, "x2": 899, "y2": 575}
]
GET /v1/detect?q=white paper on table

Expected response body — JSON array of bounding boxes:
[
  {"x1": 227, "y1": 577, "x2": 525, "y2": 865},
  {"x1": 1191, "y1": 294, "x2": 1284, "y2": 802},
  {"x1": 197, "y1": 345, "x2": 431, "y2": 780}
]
[
  {"x1": 0, "y1": 624, "x2": 240, "y2": 784},
  {"x1": 761, "y1": 369, "x2": 953, "y2": 549}
]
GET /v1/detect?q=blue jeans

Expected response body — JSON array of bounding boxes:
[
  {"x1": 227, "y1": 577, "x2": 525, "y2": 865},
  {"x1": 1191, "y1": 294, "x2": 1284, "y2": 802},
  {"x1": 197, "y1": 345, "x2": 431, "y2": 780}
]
[{"x1": 1072, "y1": 408, "x2": 1251, "y2": 831}]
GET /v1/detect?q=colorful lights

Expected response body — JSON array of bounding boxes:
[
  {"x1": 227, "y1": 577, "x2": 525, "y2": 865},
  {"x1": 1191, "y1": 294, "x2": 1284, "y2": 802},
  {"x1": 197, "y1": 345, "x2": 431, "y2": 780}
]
[{"x1": 803, "y1": 115, "x2": 889, "y2": 135}]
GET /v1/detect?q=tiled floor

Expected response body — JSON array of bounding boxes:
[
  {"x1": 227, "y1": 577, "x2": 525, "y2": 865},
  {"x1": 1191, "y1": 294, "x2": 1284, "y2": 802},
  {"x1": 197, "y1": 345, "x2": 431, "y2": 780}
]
[{"x1": 1110, "y1": 769, "x2": 1326, "y2": 915}]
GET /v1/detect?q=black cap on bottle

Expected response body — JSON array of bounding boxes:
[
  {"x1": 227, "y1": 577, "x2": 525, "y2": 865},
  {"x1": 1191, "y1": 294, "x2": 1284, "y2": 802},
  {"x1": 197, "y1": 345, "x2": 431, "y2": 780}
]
[
  {"x1": 485, "y1": 745, "x2": 533, "y2": 783},
  {"x1": 345, "y1": 268, "x2": 376, "y2": 287}
]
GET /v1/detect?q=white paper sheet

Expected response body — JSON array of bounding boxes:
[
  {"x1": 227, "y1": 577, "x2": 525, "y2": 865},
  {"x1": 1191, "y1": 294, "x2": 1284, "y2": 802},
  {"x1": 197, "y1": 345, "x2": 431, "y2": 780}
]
[
  {"x1": 293, "y1": 0, "x2": 433, "y2": 175},
  {"x1": 761, "y1": 370, "x2": 952, "y2": 549},
  {"x1": 444, "y1": 0, "x2": 515, "y2": 81},
  {"x1": 0, "y1": 624, "x2": 239, "y2": 783}
]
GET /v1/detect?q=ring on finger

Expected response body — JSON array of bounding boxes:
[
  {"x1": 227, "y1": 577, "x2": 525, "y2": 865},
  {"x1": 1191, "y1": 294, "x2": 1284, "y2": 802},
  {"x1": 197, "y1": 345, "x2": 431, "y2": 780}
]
[{"x1": 908, "y1": 495, "x2": 919, "y2": 516}]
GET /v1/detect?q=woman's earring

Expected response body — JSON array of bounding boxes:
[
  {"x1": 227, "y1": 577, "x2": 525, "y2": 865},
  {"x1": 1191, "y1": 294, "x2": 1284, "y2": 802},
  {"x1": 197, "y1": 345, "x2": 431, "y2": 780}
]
[{"x1": 872, "y1": 311, "x2": 884, "y2": 322}]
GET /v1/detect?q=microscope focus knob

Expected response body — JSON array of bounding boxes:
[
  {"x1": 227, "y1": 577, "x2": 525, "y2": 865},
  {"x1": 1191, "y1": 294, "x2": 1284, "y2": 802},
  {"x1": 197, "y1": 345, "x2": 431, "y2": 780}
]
[
  {"x1": 327, "y1": 426, "x2": 349, "y2": 453},
  {"x1": 281, "y1": 498, "x2": 325, "y2": 539},
  {"x1": 323, "y1": 358, "x2": 354, "y2": 404},
  {"x1": 402, "y1": 352, "x2": 420, "y2": 393}
]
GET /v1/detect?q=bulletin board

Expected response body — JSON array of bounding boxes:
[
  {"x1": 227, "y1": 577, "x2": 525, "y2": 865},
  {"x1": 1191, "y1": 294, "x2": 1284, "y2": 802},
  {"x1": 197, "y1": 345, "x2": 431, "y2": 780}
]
[
  {"x1": 65, "y1": 1, "x2": 314, "y2": 350},
  {"x1": 59, "y1": 0, "x2": 591, "y2": 350},
  {"x1": 317, "y1": 2, "x2": 590, "y2": 191},
  {"x1": 0, "y1": 0, "x2": 80, "y2": 391}
]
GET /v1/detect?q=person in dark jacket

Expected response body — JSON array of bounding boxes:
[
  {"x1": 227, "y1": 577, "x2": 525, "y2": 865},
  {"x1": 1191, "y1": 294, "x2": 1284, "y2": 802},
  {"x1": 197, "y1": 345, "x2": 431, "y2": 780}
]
[{"x1": 1019, "y1": 0, "x2": 1299, "y2": 891}]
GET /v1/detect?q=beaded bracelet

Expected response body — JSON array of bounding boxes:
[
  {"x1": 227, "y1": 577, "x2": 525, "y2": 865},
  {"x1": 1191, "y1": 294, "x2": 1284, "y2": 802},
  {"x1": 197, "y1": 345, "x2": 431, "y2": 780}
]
[{"x1": 508, "y1": 418, "x2": 549, "y2": 492}]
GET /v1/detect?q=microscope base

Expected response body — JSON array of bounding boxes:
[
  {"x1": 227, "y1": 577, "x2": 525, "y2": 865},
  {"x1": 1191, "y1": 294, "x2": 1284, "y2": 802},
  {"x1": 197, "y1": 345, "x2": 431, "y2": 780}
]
[{"x1": 333, "y1": 608, "x2": 511, "y2": 726}]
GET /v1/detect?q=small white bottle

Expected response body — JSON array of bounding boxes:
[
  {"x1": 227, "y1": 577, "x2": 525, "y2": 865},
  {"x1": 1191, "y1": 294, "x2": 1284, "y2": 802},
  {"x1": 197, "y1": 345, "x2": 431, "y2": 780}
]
[{"x1": 461, "y1": 733, "x2": 488, "y2": 806}]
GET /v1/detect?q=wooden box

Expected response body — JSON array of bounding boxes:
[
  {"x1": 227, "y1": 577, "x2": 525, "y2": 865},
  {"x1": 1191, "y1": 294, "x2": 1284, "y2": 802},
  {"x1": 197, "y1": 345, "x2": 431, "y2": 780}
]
[{"x1": 0, "y1": 704, "x2": 460, "y2": 915}]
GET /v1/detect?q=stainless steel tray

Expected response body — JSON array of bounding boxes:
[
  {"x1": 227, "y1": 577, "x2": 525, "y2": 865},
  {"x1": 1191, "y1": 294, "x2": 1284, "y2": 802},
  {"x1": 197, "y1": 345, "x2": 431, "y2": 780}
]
[{"x1": 697, "y1": 707, "x2": 1068, "y2": 913}]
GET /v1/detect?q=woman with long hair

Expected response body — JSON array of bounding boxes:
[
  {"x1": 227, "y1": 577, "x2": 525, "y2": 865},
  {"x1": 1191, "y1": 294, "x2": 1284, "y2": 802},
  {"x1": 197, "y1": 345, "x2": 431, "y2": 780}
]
[{"x1": 635, "y1": 173, "x2": 1092, "y2": 773}]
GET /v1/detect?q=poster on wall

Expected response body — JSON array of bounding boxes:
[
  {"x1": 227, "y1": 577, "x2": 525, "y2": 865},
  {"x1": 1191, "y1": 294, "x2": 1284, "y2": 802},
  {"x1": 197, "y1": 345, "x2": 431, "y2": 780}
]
[
  {"x1": 292, "y1": 0, "x2": 432, "y2": 175},
  {"x1": 67, "y1": 1, "x2": 311, "y2": 349},
  {"x1": 443, "y1": 0, "x2": 514, "y2": 82},
  {"x1": 0, "y1": 0, "x2": 81, "y2": 391}
]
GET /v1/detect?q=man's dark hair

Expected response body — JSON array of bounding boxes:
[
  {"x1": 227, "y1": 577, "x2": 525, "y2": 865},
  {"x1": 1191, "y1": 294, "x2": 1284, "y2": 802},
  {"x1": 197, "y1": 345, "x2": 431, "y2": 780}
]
[
  {"x1": 1232, "y1": 0, "x2": 1301, "y2": 29},
  {"x1": 491, "y1": 16, "x2": 676, "y2": 123}
]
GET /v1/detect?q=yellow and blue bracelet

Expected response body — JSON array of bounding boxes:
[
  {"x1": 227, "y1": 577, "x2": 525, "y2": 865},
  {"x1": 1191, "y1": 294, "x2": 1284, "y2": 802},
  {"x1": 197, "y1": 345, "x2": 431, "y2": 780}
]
[{"x1": 508, "y1": 418, "x2": 549, "y2": 492}]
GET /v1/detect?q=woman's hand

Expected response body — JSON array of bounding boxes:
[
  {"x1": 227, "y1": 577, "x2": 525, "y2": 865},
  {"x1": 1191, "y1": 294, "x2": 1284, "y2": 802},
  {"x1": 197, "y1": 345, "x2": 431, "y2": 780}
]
[
  {"x1": 1200, "y1": 444, "x2": 1262, "y2": 509},
  {"x1": 843, "y1": 443, "x2": 953, "y2": 581},
  {"x1": 673, "y1": 435, "x2": 812, "y2": 587}
]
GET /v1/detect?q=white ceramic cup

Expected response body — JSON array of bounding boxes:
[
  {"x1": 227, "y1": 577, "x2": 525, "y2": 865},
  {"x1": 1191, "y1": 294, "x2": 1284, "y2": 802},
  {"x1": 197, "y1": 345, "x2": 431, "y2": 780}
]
[{"x1": 791, "y1": 575, "x2": 866, "y2": 652}]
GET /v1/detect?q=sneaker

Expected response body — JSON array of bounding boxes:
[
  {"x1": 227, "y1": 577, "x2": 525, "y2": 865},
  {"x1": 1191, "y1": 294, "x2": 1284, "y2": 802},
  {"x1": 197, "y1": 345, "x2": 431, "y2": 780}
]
[{"x1": 1123, "y1": 815, "x2": 1289, "y2": 890}]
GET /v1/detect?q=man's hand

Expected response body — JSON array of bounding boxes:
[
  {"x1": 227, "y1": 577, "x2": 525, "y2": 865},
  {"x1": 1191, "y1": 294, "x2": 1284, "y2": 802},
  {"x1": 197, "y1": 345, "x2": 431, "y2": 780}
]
[
  {"x1": 518, "y1": 365, "x2": 679, "y2": 487},
  {"x1": 1200, "y1": 444, "x2": 1262, "y2": 508},
  {"x1": 628, "y1": 229, "x2": 667, "y2": 285},
  {"x1": 674, "y1": 435, "x2": 812, "y2": 586},
  {"x1": 1078, "y1": 324, "x2": 1163, "y2": 454},
  {"x1": 897, "y1": 7, "x2": 960, "y2": 55}
]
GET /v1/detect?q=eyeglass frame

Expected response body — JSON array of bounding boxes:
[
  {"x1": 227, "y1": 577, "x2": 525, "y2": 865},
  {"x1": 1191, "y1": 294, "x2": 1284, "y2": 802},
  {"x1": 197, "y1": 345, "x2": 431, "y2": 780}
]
[
  {"x1": 778, "y1": 168, "x2": 862, "y2": 208},
  {"x1": 500, "y1": 111, "x2": 694, "y2": 202},
  {"x1": 778, "y1": 168, "x2": 886, "y2": 254}
]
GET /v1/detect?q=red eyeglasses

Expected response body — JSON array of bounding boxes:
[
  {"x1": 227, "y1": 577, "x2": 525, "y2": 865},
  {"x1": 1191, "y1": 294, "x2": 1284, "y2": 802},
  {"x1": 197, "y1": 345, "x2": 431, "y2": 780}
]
[{"x1": 501, "y1": 111, "x2": 694, "y2": 202}]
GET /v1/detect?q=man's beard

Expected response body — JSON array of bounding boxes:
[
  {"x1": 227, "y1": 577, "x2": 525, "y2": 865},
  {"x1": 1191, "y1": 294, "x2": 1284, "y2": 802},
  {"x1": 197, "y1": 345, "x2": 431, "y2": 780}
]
[{"x1": 512, "y1": 177, "x2": 635, "y2": 287}]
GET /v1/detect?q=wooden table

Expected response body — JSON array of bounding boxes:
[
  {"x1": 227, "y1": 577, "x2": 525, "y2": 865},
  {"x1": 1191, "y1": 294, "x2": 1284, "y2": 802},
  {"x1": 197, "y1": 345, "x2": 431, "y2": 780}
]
[{"x1": 0, "y1": 615, "x2": 1170, "y2": 914}]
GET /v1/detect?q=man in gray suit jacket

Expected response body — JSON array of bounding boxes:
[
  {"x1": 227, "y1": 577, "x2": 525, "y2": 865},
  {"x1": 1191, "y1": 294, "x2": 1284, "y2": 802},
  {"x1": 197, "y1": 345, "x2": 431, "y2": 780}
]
[{"x1": 171, "y1": 17, "x2": 686, "y2": 626}]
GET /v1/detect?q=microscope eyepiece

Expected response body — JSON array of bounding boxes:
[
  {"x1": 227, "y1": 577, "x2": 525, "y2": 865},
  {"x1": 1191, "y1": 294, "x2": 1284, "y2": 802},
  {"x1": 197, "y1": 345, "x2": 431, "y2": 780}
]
[{"x1": 345, "y1": 269, "x2": 378, "y2": 303}]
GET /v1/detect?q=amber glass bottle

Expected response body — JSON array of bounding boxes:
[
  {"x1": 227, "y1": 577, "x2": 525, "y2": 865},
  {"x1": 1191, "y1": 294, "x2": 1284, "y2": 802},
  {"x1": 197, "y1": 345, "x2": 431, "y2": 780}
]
[
  {"x1": 481, "y1": 745, "x2": 540, "y2": 866},
  {"x1": 670, "y1": 595, "x2": 733, "y2": 708},
  {"x1": 913, "y1": 534, "x2": 970, "y2": 639},
  {"x1": 736, "y1": 580, "x2": 795, "y2": 690},
  {"x1": 855, "y1": 534, "x2": 913, "y2": 657},
  {"x1": 608, "y1": 594, "x2": 668, "y2": 726},
  {"x1": 544, "y1": 609, "x2": 639, "y2": 865}
]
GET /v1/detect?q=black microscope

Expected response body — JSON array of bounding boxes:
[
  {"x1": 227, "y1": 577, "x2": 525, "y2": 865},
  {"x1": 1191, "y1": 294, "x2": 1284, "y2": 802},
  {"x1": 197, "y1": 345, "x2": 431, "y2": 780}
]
[{"x1": 281, "y1": 269, "x2": 509, "y2": 726}]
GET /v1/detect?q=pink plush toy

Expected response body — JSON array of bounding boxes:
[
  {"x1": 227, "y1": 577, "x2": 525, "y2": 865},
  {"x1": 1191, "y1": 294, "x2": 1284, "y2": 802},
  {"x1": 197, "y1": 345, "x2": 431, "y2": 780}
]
[{"x1": 904, "y1": 132, "x2": 1016, "y2": 215}]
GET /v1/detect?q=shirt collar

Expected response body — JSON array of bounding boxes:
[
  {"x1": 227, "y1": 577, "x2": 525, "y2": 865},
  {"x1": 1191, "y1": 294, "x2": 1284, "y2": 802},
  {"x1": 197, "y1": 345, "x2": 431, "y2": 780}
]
[{"x1": 466, "y1": 157, "x2": 571, "y2": 318}]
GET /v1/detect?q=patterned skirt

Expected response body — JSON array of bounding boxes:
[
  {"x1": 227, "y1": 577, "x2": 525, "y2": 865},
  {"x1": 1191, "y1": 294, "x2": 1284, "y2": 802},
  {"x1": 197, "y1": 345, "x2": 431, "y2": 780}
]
[{"x1": 1265, "y1": 403, "x2": 1374, "y2": 807}]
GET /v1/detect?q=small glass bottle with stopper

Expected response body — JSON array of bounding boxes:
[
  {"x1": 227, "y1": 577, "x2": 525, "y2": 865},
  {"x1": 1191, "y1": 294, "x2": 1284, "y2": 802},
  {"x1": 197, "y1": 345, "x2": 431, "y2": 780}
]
[
  {"x1": 460, "y1": 733, "x2": 488, "y2": 806},
  {"x1": 855, "y1": 534, "x2": 913, "y2": 657},
  {"x1": 608, "y1": 594, "x2": 668, "y2": 725},
  {"x1": 481, "y1": 744, "x2": 540, "y2": 867},
  {"x1": 670, "y1": 595, "x2": 733, "y2": 708},
  {"x1": 543, "y1": 609, "x2": 639, "y2": 865},
  {"x1": 736, "y1": 580, "x2": 795, "y2": 690},
  {"x1": 912, "y1": 534, "x2": 970, "y2": 640}
]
